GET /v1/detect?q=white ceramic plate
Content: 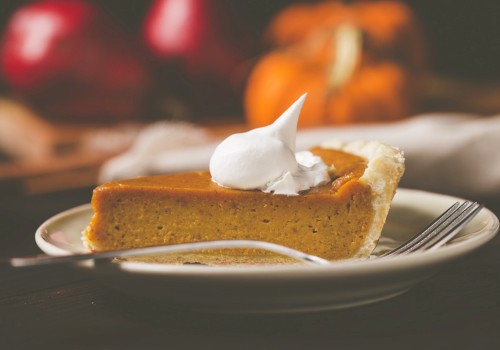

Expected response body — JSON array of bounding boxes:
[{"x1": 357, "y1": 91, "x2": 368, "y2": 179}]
[{"x1": 35, "y1": 188, "x2": 498, "y2": 313}]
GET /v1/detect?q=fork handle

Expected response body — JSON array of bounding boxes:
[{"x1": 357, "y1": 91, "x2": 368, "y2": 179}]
[{"x1": 4, "y1": 240, "x2": 332, "y2": 268}]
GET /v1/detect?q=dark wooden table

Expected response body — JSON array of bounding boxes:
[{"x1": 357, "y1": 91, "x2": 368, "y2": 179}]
[{"x1": 1, "y1": 186, "x2": 499, "y2": 350}]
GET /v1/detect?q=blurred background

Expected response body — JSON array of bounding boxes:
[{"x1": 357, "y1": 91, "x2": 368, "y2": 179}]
[{"x1": 1, "y1": 0, "x2": 499, "y2": 195}]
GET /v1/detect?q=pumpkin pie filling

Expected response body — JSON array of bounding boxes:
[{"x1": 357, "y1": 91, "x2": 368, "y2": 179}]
[{"x1": 84, "y1": 147, "x2": 373, "y2": 261}]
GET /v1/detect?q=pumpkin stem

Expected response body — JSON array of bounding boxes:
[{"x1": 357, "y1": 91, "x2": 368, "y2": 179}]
[{"x1": 328, "y1": 23, "x2": 362, "y2": 91}]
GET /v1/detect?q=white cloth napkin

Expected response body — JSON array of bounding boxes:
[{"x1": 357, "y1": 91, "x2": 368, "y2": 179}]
[{"x1": 99, "y1": 114, "x2": 500, "y2": 198}]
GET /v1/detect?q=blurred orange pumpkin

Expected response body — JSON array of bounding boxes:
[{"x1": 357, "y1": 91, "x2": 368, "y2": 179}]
[{"x1": 244, "y1": 0, "x2": 426, "y2": 128}]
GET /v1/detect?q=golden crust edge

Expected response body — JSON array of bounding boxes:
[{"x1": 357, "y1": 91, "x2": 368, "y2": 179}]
[{"x1": 321, "y1": 139, "x2": 405, "y2": 259}]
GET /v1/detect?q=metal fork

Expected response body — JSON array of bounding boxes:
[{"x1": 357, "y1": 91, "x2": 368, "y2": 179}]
[
  {"x1": 4, "y1": 201, "x2": 483, "y2": 268},
  {"x1": 381, "y1": 200, "x2": 483, "y2": 257}
]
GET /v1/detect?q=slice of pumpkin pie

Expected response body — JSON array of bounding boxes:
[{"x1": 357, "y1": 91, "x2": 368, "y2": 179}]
[{"x1": 83, "y1": 95, "x2": 404, "y2": 263}]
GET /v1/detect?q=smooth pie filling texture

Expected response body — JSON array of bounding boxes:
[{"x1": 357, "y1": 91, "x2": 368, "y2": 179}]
[{"x1": 83, "y1": 141, "x2": 404, "y2": 264}]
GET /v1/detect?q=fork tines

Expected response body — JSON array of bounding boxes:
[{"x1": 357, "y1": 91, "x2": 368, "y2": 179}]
[{"x1": 383, "y1": 201, "x2": 483, "y2": 257}]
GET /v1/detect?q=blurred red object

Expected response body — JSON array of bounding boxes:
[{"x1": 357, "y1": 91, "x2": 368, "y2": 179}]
[
  {"x1": 0, "y1": 0, "x2": 150, "y2": 122},
  {"x1": 143, "y1": 0, "x2": 250, "y2": 118},
  {"x1": 144, "y1": 0, "x2": 245, "y2": 85}
]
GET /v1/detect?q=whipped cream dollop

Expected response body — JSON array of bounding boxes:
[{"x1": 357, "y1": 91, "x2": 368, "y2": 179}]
[{"x1": 209, "y1": 94, "x2": 331, "y2": 195}]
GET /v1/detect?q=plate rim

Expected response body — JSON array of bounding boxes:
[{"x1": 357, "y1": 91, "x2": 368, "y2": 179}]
[{"x1": 35, "y1": 188, "x2": 499, "y2": 277}]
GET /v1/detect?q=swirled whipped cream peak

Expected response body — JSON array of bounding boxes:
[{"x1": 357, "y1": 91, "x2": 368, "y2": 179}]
[{"x1": 209, "y1": 94, "x2": 331, "y2": 195}]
